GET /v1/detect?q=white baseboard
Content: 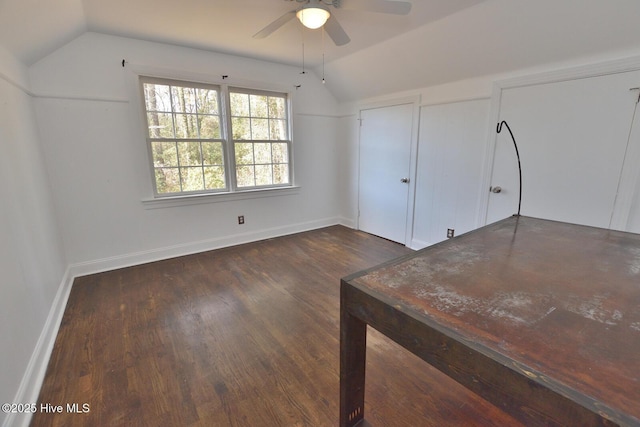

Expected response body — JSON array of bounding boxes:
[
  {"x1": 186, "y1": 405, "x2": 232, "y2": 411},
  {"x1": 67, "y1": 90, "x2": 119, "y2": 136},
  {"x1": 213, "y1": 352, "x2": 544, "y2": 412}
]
[
  {"x1": 336, "y1": 216, "x2": 356, "y2": 229},
  {"x1": 3, "y1": 267, "x2": 75, "y2": 427},
  {"x1": 409, "y1": 238, "x2": 430, "y2": 250},
  {"x1": 68, "y1": 216, "x2": 347, "y2": 278}
]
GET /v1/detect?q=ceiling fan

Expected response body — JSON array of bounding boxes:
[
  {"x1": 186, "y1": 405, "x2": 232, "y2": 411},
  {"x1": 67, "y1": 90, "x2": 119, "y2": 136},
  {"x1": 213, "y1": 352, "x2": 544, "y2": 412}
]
[{"x1": 253, "y1": 0, "x2": 412, "y2": 46}]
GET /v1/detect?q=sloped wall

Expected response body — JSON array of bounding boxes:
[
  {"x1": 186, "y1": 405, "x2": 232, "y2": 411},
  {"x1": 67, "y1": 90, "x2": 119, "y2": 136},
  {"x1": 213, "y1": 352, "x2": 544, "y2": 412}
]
[
  {"x1": 323, "y1": 0, "x2": 640, "y2": 103},
  {"x1": 0, "y1": 46, "x2": 66, "y2": 427}
]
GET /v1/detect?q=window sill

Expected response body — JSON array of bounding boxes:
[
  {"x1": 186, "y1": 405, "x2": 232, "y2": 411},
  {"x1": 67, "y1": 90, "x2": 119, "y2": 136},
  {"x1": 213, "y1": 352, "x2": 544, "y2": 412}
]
[{"x1": 142, "y1": 186, "x2": 301, "y2": 210}]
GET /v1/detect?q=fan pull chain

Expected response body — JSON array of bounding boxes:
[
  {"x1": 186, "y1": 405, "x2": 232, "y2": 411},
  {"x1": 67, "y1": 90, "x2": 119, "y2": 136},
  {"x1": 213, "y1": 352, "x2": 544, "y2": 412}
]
[
  {"x1": 300, "y1": 25, "x2": 306, "y2": 75},
  {"x1": 322, "y1": 27, "x2": 326, "y2": 84}
]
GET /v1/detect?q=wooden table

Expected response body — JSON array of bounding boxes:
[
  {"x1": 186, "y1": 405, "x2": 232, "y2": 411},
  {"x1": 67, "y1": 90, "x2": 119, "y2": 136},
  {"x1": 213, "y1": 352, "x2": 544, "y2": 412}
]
[{"x1": 340, "y1": 216, "x2": 640, "y2": 427}]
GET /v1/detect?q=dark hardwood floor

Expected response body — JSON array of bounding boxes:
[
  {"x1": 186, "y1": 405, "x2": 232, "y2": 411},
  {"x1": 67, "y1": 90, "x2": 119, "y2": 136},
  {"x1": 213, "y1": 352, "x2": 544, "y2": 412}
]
[{"x1": 32, "y1": 226, "x2": 523, "y2": 426}]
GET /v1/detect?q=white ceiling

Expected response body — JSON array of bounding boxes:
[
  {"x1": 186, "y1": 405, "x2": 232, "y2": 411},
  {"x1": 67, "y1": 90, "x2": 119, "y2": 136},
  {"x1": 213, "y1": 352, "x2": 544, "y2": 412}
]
[
  {"x1": 3, "y1": 0, "x2": 640, "y2": 102},
  {"x1": 0, "y1": 0, "x2": 485, "y2": 67}
]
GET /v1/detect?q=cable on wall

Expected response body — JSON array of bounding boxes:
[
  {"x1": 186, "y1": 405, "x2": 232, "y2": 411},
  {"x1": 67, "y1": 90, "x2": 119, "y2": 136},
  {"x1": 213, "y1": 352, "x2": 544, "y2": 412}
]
[{"x1": 496, "y1": 120, "x2": 522, "y2": 217}]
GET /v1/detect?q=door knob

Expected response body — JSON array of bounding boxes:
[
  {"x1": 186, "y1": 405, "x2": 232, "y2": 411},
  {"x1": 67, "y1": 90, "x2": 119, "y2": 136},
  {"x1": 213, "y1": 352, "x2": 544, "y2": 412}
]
[
  {"x1": 400, "y1": 178, "x2": 410, "y2": 183},
  {"x1": 490, "y1": 186, "x2": 502, "y2": 193}
]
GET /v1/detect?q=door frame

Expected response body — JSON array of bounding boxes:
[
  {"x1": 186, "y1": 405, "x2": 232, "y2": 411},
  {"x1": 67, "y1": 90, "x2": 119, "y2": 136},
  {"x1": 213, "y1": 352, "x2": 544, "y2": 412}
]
[
  {"x1": 356, "y1": 95, "x2": 421, "y2": 245},
  {"x1": 477, "y1": 55, "x2": 640, "y2": 228}
]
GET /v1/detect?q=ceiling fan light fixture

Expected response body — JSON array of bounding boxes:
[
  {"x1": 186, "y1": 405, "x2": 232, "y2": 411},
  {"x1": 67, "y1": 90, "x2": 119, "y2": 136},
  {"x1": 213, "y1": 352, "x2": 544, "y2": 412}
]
[{"x1": 296, "y1": 6, "x2": 330, "y2": 29}]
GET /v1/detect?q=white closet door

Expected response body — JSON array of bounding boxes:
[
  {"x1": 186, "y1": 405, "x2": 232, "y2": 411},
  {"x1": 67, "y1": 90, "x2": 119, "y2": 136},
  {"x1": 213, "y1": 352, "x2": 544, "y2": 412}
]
[
  {"x1": 413, "y1": 99, "x2": 490, "y2": 248},
  {"x1": 487, "y1": 70, "x2": 640, "y2": 228},
  {"x1": 358, "y1": 103, "x2": 414, "y2": 244}
]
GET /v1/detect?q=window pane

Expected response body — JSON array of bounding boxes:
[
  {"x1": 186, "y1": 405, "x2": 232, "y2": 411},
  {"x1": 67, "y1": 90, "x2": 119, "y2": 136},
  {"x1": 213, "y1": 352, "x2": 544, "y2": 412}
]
[
  {"x1": 155, "y1": 168, "x2": 181, "y2": 193},
  {"x1": 236, "y1": 165, "x2": 255, "y2": 187},
  {"x1": 202, "y1": 142, "x2": 224, "y2": 165},
  {"x1": 235, "y1": 143, "x2": 253, "y2": 165},
  {"x1": 177, "y1": 141, "x2": 202, "y2": 167},
  {"x1": 251, "y1": 118, "x2": 269, "y2": 140},
  {"x1": 272, "y1": 143, "x2": 289, "y2": 163},
  {"x1": 230, "y1": 93, "x2": 250, "y2": 116},
  {"x1": 143, "y1": 79, "x2": 291, "y2": 196},
  {"x1": 268, "y1": 97, "x2": 286, "y2": 119},
  {"x1": 255, "y1": 165, "x2": 273, "y2": 186},
  {"x1": 269, "y1": 119, "x2": 287, "y2": 140},
  {"x1": 196, "y1": 89, "x2": 219, "y2": 114},
  {"x1": 204, "y1": 166, "x2": 226, "y2": 189},
  {"x1": 148, "y1": 112, "x2": 174, "y2": 138},
  {"x1": 152, "y1": 141, "x2": 179, "y2": 167},
  {"x1": 254, "y1": 143, "x2": 271, "y2": 164},
  {"x1": 180, "y1": 167, "x2": 204, "y2": 191},
  {"x1": 273, "y1": 164, "x2": 289, "y2": 184},
  {"x1": 174, "y1": 114, "x2": 198, "y2": 139},
  {"x1": 250, "y1": 94, "x2": 268, "y2": 117},
  {"x1": 232, "y1": 117, "x2": 251, "y2": 140},
  {"x1": 171, "y1": 86, "x2": 197, "y2": 113},
  {"x1": 144, "y1": 84, "x2": 171, "y2": 112},
  {"x1": 198, "y1": 115, "x2": 221, "y2": 139}
]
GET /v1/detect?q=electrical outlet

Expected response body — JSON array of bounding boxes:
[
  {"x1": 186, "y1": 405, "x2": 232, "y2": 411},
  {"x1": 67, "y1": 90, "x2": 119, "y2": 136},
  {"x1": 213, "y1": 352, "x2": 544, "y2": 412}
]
[
  {"x1": 447, "y1": 228, "x2": 455, "y2": 238},
  {"x1": 238, "y1": 215, "x2": 245, "y2": 225}
]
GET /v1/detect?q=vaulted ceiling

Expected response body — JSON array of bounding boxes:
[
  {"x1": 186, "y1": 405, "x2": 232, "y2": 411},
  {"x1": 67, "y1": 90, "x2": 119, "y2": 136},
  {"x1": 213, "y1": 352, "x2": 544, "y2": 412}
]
[
  {"x1": 2, "y1": 0, "x2": 640, "y2": 102},
  {"x1": 0, "y1": 0, "x2": 485, "y2": 67}
]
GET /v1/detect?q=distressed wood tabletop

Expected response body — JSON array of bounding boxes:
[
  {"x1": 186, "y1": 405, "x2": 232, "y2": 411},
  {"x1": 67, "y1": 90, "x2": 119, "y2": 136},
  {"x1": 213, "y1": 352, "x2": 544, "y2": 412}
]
[{"x1": 342, "y1": 216, "x2": 640, "y2": 426}]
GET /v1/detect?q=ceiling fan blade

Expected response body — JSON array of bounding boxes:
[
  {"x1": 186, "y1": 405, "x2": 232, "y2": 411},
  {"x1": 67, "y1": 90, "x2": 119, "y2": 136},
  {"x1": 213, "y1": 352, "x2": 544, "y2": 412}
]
[
  {"x1": 253, "y1": 10, "x2": 296, "y2": 39},
  {"x1": 338, "y1": 0, "x2": 412, "y2": 15},
  {"x1": 324, "y1": 15, "x2": 350, "y2": 46}
]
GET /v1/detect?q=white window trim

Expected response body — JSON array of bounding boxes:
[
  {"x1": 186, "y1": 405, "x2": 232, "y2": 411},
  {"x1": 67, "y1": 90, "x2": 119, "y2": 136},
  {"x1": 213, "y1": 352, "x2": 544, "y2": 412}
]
[
  {"x1": 132, "y1": 68, "x2": 296, "y2": 207},
  {"x1": 226, "y1": 85, "x2": 294, "y2": 190},
  {"x1": 141, "y1": 185, "x2": 301, "y2": 210}
]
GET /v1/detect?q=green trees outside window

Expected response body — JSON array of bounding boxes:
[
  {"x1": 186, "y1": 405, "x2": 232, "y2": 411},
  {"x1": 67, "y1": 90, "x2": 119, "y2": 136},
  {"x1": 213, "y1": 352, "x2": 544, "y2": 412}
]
[
  {"x1": 230, "y1": 91, "x2": 289, "y2": 188},
  {"x1": 142, "y1": 77, "x2": 291, "y2": 196}
]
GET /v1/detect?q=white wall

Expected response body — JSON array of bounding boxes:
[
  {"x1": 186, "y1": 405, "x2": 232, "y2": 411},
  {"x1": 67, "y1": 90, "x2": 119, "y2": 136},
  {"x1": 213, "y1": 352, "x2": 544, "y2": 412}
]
[
  {"x1": 28, "y1": 32, "x2": 343, "y2": 273},
  {"x1": 336, "y1": 114, "x2": 359, "y2": 227},
  {"x1": 0, "y1": 46, "x2": 67, "y2": 427}
]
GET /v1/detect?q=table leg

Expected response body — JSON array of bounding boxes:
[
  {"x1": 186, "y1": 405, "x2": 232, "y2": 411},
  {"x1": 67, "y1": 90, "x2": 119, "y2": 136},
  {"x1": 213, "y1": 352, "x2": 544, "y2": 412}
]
[{"x1": 340, "y1": 297, "x2": 367, "y2": 427}]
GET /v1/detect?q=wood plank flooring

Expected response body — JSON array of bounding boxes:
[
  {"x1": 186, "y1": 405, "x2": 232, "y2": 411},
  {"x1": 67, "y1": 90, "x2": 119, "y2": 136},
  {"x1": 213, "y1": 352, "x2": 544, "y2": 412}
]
[{"x1": 32, "y1": 226, "x2": 524, "y2": 426}]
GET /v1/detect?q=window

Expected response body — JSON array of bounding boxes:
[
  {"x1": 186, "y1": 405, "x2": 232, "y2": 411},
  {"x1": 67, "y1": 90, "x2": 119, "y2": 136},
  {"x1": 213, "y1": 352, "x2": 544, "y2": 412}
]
[
  {"x1": 141, "y1": 77, "x2": 292, "y2": 197},
  {"x1": 230, "y1": 89, "x2": 290, "y2": 188}
]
